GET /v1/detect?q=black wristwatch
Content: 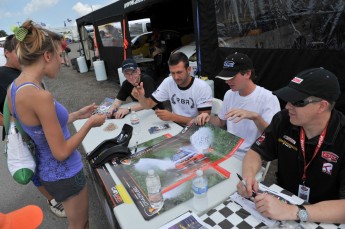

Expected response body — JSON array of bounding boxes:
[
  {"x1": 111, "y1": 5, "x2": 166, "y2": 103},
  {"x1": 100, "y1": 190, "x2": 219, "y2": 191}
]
[
  {"x1": 297, "y1": 205, "x2": 309, "y2": 222},
  {"x1": 127, "y1": 107, "x2": 131, "y2": 113}
]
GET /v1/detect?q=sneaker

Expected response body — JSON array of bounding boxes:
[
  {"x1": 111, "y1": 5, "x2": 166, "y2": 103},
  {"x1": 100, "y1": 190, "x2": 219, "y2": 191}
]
[{"x1": 48, "y1": 199, "x2": 67, "y2": 218}]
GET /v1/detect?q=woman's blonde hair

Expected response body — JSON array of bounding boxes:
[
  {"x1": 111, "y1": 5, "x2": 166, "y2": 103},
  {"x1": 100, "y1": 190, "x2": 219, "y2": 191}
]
[{"x1": 16, "y1": 20, "x2": 62, "y2": 66}]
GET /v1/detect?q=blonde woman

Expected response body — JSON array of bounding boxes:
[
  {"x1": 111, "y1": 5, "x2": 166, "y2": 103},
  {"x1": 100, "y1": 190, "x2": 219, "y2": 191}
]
[{"x1": 7, "y1": 20, "x2": 106, "y2": 229}]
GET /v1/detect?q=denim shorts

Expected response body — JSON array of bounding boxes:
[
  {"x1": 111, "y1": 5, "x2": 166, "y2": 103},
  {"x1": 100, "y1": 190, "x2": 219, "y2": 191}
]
[{"x1": 40, "y1": 169, "x2": 86, "y2": 202}]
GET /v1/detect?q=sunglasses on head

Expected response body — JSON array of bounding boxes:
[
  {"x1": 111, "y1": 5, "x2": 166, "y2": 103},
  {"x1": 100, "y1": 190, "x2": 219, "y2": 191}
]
[{"x1": 291, "y1": 98, "x2": 322, "y2": 107}]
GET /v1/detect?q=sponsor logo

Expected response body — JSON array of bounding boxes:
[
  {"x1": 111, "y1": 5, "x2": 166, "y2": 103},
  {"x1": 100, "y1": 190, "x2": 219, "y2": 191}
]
[
  {"x1": 283, "y1": 135, "x2": 296, "y2": 145},
  {"x1": 321, "y1": 151, "x2": 339, "y2": 163},
  {"x1": 278, "y1": 138, "x2": 298, "y2": 151},
  {"x1": 170, "y1": 94, "x2": 194, "y2": 108},
  {"x1": 255, "y1": 133, "x2": 265, "y2": 145},
  {"x1": 291, "y1": 77, "x2": 303, "y2": 84},
  {"x1": 124, "y1": 0, "x2": 145, "y2": 8},
  {"x1": 223, "y1": 60, "x2": 235, "y2": 68},
  {"x1": 322, "y1": 162, "x2": 333, "y2": 175}
]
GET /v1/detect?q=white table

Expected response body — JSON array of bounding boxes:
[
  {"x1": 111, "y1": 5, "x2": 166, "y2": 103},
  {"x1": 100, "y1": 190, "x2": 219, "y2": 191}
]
[
  {"x1": 73, "y1": 108, "x2": 182, "y2": 152},
  {"x1": 73, "y1": 108, "x2": 260, "y2": 228}
]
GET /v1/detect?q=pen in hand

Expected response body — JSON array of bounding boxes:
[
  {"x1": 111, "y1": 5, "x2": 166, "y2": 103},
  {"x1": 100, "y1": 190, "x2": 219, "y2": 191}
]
[
  {"x1": 237, "y1": 173, "x2": 257, "y2": 197},
  {"x1": 134, "y1": 141, "x2": 138, "y2": 153}
]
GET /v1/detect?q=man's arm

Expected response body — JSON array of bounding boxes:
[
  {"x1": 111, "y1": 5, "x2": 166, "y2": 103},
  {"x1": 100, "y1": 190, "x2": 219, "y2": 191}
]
[
  {"x1": 132, "y1": 82, "x2": 157, "y2": 109},
  {"x1": 305, "y1": 200, "x2": 345, "y2": 223},
  {"x1": 225, "y1": 109, "x2": 269, "y2": 133},
  {"x1": 194, "y1": 112, "x2": 226, "y2": 127},
  {"x1": 156, "y1": 109, "x2": 211, "y2": 126},
  {"x1": 237, "y1": 149, "x2": 263, "y2": 198},
  {"x1": 254, "y1": 193, "x2": 345, "y2": 223},
  {"x1": 114, "y1": 103, "x2": 145, "y2": 119},
  {"x1": 109, "y1": 99, "x2": 123, "y2": 113}
]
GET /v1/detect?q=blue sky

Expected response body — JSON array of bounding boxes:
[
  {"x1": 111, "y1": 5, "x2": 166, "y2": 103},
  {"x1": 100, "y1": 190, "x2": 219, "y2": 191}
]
[{"x1": 0, "y1": 0, "x2": 117, "y2": 35}]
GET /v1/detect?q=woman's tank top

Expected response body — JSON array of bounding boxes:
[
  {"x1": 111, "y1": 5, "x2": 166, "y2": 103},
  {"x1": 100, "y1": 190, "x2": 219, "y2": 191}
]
[{"x1": 10, "y1": 82, "x2": 83, "y2": 182}]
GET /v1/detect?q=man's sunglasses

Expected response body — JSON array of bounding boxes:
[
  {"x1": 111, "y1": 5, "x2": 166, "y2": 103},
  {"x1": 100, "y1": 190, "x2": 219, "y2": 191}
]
[{"x1": 291, "y1": 98, "x2": 322, "y2": 107}]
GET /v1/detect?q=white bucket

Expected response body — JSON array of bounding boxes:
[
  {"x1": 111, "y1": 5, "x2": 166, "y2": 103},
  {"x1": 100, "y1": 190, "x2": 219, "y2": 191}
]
[
  {"x1": 93, "y1": 60, "x2": 107, "y2": 81},
  {"x1": 77, "y1": 56, "x2": 88, "y2": 73},
  {"x1": 117, "y1": 68, "x2": 126, "y2": 86}
]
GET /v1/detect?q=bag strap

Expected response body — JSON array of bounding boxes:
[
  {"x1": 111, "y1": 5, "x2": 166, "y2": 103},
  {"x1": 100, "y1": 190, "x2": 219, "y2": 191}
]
[
  {"x1": 3, "y1": 96, "x2": 26, "y2": 137},
  {"x1": 4, "y1": 82, "x2": 39, "y2": 137}
]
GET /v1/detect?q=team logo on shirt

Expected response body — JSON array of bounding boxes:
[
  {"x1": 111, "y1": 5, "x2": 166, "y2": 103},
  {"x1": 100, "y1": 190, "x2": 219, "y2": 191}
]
[
  {"x1": 278, "y1": 138, "x2": 298, "y2": 151},
  {"x1": 322, "y1": 162, "x2": 333, "y2": 175},
  {"x1": 321, "y1": 151, "x2": 338, "y2": 163},
  {"x1": 283, "y1": 135, "x2": 296, "y2": 144},
  {"x1": 255, "y1": 133, "x2": 265, "y2": 145},
  {"x1": 170, "y1": 94, "x2": 195, "y2": 108}
]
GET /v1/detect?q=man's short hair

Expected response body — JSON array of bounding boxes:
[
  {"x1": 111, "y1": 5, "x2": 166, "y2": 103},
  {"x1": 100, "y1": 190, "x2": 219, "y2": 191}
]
[
  {"x1": 4, "y1": 34, "x2": 16, "y2": 53},
  {"x1": 168, "y1": 52, "x2": 189, "y2": 68}
]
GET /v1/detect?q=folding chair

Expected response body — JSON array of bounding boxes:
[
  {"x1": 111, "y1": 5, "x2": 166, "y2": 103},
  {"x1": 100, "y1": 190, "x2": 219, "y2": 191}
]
[
  {"x1": 258, "y1": 161, "x2": 271, "y2": 182},
  {"x1": 211, "y1": 98, "x2": 223, "y2": 115}
]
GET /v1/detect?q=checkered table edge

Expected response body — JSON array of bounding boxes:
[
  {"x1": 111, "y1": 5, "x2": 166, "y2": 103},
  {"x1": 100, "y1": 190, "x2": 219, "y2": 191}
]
[{"x1": 200, "y1": 185, "x2": 344, "y2": 229}]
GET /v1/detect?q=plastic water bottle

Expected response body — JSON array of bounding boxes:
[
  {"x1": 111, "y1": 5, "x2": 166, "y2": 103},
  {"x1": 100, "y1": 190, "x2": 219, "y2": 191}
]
[
  {"x1": 130, "y1": 111, "x2": 141, "y2": 135},
  {"x1": 146, "y1": 169, "x2": 164, "y2": 209},
  {"x1": 192, "y1": 169, "x2": 208, "y2": 211}
]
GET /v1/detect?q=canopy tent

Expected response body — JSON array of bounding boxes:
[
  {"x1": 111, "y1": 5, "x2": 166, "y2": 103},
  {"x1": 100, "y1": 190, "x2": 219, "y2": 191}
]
[
  {"x1": 197, "y1": 0, "x2": 345, "y2": 113},
  {"x1": 76, "y1": 1, "x2": 124, "y2": 76},
  {"x1": 76, "y1": 0, "x2": 345, "y2": 113}
]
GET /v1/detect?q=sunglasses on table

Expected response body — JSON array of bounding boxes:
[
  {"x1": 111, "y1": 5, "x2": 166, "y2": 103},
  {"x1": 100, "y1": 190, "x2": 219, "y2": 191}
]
[{"x1": 290, "y1": 98, "x2": 323, "y2": 107}]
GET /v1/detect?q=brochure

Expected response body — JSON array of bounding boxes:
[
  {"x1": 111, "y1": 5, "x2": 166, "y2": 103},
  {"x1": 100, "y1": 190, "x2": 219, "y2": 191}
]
[
  {"x1": 93, "y1": 97, "x2": 114, "y2": 114},
  {"x1": 158, "y1": 211, "x2": 211, "y2": 229}
]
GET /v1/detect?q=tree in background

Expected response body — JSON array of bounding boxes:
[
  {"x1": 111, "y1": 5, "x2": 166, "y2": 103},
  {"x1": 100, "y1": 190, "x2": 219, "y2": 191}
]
[{"x1": 0, "y1": 30, "x2": 8, "y2": 37}]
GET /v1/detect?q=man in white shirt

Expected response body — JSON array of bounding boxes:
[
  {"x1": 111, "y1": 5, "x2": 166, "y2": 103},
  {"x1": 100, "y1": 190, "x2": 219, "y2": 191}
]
[
  {"x1": 132, "y1": 52, "x2": 213, "y2": 125},
  {"x1": 194, "y1": 52, "x2": 280, "y2": 160}
]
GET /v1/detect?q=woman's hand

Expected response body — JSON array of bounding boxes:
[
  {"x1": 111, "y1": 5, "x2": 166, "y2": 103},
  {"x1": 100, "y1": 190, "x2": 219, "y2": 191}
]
[
  {"x1": 77, "y1": 103, "x2": 98, "y2": 119},
  {"x1": 88, "y1": 113, "x2": 106, "y2": 127}
]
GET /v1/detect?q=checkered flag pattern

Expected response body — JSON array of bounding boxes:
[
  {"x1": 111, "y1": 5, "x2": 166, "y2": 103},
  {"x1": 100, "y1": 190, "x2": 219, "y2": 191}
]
[
  {"x1": 201, "y1": 184, "x2": 345, "y2": 229},
  {"x1": 200, "y1": 198, "x2": 266, "y2": 229}
]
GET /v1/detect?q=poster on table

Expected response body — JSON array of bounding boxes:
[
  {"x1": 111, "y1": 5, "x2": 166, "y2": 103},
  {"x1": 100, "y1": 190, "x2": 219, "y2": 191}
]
[{"x1": 110, "y1": 123, "x2": 243, "y2": 220}]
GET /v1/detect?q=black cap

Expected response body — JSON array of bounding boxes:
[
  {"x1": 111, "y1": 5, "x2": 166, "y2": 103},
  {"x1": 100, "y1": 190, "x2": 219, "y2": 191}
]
[
  {"x1": 216, "y1": 52, "x2": 253, "y2": 80},
  {"x1": 274, "y1": 68, "x2": 340, "y2": 103},
  {"x1": 122, "y1": 58, "x2": 138, "y2": 72}
]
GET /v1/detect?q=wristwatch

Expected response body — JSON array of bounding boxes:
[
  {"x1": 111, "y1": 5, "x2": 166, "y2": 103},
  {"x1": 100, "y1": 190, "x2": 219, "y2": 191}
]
[
  {"x1": 127, "y1": 107, "x2": 131, "y2": 113},
  {"x1": 297, "y1": 205, "x2": 309, "y2": 222}
]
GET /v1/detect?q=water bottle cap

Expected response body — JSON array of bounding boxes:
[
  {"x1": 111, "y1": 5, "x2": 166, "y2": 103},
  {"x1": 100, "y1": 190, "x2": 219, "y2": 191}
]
[
  {"x1": 196, "y1": 169, "x2": 203, "y2": 176},
  {"x1": 148, "y1": 169, "x2": 154, "y2": 175}
]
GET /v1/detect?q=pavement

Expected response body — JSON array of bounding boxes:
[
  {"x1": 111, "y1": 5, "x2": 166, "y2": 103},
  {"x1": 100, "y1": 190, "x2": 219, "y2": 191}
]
[{"x1": 0, "y1": 42, "x2": 277, "y2": 228}]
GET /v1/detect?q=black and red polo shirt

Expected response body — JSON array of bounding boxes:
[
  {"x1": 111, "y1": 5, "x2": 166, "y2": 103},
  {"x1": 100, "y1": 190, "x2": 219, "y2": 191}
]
[{"x1": 252, "y1": 109, "x2": 345, "y2": 204}]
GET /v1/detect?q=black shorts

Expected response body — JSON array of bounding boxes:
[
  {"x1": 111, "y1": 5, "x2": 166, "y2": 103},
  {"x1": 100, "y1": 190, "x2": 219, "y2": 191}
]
[{"x1": 40, "y1": 169, "x2": 87, "y2": 202}]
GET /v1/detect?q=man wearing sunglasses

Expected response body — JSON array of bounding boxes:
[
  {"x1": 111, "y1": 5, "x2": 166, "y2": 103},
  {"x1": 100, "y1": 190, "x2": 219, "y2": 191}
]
[
  {"x1": 107, "y1": 58, "x2": 163, "y2": 119},
  {"x1": 238, "y1": 68, "x2": 345, "y2": 224}
]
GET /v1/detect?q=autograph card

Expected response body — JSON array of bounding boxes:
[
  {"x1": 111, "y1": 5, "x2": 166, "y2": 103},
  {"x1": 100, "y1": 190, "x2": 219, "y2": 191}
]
[{"x1": 148, "y1": 123, "x2": 171, "y2": 134}]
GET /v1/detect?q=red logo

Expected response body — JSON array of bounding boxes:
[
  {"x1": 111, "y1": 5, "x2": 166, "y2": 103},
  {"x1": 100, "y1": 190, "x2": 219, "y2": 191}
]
[
  {"x1": 321, "y1": 151, "x2": 339, "y2": 163},
  {"x1": 291, "y1": 77, "x2": 303, "y2": 84},
  {"x1": 256, "y1": 133, "x2": 265, "y2": 145}
]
